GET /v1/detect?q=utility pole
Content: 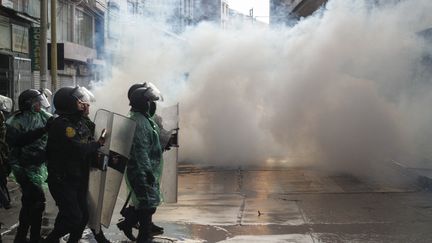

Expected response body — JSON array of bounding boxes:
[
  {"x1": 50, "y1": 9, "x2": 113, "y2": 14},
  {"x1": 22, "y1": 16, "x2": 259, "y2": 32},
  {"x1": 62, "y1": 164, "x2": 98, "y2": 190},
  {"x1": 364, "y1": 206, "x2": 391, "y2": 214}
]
[
  {"x1": 50, "y1": 0, "x2": 58, "y2": 91},
  {"x1": 40, "y1": 0, "x2": 48, "y2": 89}
]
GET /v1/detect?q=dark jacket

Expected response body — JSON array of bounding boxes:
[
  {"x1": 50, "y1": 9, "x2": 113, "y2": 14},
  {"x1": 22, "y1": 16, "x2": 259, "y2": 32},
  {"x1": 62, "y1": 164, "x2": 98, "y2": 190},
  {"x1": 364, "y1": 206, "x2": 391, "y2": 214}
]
[{"x1": 46, "y1": 114, "x2": 100, "y2": 183}]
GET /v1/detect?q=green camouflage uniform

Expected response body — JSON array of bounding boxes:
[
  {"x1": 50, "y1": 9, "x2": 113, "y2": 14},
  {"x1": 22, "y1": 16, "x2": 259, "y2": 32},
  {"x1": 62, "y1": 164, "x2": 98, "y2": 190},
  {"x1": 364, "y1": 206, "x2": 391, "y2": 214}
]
[
  {"x1": 6, "y1": 110, "x2": 51, "y2": 187},
  {"x1": 125, "y1": 111, "x2": 163, "y2": 209}
]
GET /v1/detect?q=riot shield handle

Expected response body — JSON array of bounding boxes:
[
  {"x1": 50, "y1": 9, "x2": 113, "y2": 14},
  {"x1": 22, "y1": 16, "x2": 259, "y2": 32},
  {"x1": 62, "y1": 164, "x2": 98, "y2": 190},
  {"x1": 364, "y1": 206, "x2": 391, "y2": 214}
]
[
  {"x1": 98, "y1": 129, "x2": 108, "y2": 146},
  {"x1": 101, "y1": 128, "x2": 107, "y2": 139}
]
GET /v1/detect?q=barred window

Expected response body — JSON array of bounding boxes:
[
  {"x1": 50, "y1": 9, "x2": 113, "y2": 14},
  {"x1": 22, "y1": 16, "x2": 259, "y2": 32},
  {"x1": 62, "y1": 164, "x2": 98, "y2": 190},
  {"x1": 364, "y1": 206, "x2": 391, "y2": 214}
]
[{"x1": 57, "y1": 1, "x2": 72, "y2": 42}]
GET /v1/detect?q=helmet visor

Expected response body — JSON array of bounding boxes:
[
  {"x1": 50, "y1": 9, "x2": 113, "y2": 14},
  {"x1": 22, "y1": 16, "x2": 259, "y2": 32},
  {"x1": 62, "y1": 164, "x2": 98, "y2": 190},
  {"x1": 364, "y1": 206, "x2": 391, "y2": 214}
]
[
  {"x1": 34, "y1": 93, "x2": 51, "y2": 108},
  {"x1": 0, "y1": 95, "x2": 13, "y2": 112},
  {"x1": 40, "y1": 88, "x2": 52, "y2": 98},
  {"x1": 144, "y1": 82, "x2": 164, "y2": 102},
  {"x1": 72, "y1": 86, "x2": 96, "y2": 104}
]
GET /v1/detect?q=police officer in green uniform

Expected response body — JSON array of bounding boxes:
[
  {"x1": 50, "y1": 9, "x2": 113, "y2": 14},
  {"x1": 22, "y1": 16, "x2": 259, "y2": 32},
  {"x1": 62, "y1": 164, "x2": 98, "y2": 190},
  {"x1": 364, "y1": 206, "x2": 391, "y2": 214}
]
[
  {"x1": 117, "y1": 83, "x2": 166, "y2": 242},
  {"x1": 43, "y1": 86, "x2": 105, "y2": 243},
  {"x1": 6, "y1": 89, "x2": 52, "y2": 243},
  {"x1": 123, "y1": 82, "x2": 164, "y2": 243}
]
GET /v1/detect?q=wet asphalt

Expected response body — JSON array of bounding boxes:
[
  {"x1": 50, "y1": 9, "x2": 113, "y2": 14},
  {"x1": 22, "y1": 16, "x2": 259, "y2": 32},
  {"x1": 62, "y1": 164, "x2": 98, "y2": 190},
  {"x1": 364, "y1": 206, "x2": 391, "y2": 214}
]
[{"x1": 1, "y1": 162, "x2": 432, "y2": 242}]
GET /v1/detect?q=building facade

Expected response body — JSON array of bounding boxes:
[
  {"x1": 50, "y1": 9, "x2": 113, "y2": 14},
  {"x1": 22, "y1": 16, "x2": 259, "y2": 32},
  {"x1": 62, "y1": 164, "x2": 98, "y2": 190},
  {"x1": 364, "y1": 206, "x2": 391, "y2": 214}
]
[
  {"x1": 0, "y1": 0, "x2": 39, "y2": 107},
  {"x1": 0, "y1": 0, "x2": 106, "y2": 109},
  {"x1": 49, "y1": 0, "x2": 105, "y2": 89}
]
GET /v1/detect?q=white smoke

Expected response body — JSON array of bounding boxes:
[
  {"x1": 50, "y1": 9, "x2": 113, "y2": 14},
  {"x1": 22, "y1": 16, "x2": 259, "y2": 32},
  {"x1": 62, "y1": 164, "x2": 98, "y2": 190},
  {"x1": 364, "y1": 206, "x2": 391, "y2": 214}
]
[{"x1": 91, "y1": 0, "x2": 432, "y2": 176}]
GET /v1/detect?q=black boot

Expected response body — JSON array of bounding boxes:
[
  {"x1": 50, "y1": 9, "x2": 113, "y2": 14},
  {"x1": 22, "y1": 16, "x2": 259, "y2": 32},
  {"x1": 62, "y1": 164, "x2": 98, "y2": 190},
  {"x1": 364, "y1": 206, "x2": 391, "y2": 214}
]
[
  {"x1": 117, "y1": 220, "x2": 137, "y2": 241},
  {"x1": 151, "y1": 223, "x2": 164, "y2": 236},
  {"x1": 29, "y1": 202, "x2": 45, "y2": 243},
  {"x1": 15, "y1": 200, "x2": 32, "y2": 243},
  {"x1": 118, "y1": 206, "x2": 139, "y2": 241},
  {"x1": 136, "y1": 209, "x2": 153, "y2": 243},
  {"x1": 41, "y1": 226, "x2": 64, "y2": 243},
  {"x1": 67, "y1": 231, "x2": 82, "y2": 243},
  {"x1": 91, "y1": 228, "x2": 111, "y2": 243},
  {"x1": 14, "y1": 216, "x2": 30, "y2": 243},
  {"x1": 149, "y1": 209, "x2": 163, "y2": 236}
]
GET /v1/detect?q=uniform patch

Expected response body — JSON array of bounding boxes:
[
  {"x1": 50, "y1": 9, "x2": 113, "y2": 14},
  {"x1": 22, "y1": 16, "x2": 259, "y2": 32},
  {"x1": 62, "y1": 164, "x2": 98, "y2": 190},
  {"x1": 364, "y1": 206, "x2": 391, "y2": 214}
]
[{"x1": 65, "y1": 127, "x2": 76, "y2": 138}]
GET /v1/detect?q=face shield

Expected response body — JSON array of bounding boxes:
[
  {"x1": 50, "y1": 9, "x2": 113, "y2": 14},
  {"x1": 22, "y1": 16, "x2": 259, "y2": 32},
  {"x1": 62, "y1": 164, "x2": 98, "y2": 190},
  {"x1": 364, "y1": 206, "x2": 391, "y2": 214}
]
[
  {"x1": 72, "y1": 86, "x2": 96, "y2": 104},
  {"x1": 0, "y1": 95, "x2": 13, "y2": 113},
  {"x1": 143, "y1": 82, "x2": 164, "y2": 102},
  {"x1": 33, "y1": 93, "x2": 50, "y2": 108},
  {"x1": 40, "y1": 88, "x2": 52, "y2": 100},
  {"x1": 71, "y1": 86, "x2": 95, "y2": 116}
]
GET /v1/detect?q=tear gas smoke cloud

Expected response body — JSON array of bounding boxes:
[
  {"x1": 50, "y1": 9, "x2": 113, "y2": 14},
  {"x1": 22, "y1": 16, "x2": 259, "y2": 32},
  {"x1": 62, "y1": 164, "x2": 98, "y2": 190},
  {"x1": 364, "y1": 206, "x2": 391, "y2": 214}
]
[{"x1": 91, "y1": 0, "x2": 432, "y2": 177}]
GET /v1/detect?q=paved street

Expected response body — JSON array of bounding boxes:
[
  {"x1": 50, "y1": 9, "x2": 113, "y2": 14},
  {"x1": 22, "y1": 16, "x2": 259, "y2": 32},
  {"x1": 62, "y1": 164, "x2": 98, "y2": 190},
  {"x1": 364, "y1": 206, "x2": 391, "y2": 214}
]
[{"x1": 2, "y1": 162, "x2": 432, "y2": 242}]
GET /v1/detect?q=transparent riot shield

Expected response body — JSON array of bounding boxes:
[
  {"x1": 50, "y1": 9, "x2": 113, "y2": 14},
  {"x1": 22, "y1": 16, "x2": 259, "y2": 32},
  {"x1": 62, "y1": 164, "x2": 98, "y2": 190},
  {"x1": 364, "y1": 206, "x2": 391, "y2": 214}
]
[
  {"x1": 88, "y1": 109, "x2": 136, "y2": 231},
  {"x1": 157, "y1": 103, "x2": 179, "y2": 203}
]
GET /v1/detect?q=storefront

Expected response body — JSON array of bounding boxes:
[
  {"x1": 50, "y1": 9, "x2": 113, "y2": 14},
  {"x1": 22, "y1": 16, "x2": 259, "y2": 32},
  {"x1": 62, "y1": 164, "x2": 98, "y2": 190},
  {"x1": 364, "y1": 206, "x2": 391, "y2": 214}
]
[{"x1": 0, "y1": 5, "x2": 33, "y2": 108}]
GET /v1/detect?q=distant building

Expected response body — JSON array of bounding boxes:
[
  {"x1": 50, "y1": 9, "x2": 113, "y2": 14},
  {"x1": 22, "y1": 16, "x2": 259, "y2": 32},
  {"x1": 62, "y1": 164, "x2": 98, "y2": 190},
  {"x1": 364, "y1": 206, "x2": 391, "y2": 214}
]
[
  {"x1": 228, "y1": 9, "x2": 268, "y2": 29},
  {"x1": 125, "y1": 0, "x2": 230, "y2": 32},
  {"x1": 177, "y1": 0, "x2": 229, "y2": 30},
  {"x1": 270, "y1": 0, "x2": 328, "y2": 26}
]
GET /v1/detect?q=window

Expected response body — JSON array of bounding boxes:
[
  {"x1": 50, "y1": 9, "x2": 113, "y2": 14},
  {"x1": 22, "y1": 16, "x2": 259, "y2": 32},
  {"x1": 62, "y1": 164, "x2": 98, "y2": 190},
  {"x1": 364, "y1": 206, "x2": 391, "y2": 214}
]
[
  {"x1": 57, "y1": 1, "x2": 72, "y2": 42},
  {"x1": 75, "y1": 9, "x2": 93, "y2": 48},
  {"x1": 26, "y1": 0, "x2": 40, "y2": 18},
  {"x1": 108, "y1": 2, "x2": 120, "y2": 39},
  {"x1": 0, "y1": 22, "x2": 11, "y2": 50},
  {"x1": 12, "y1": 24, "x2": 29, "y2": 53}
]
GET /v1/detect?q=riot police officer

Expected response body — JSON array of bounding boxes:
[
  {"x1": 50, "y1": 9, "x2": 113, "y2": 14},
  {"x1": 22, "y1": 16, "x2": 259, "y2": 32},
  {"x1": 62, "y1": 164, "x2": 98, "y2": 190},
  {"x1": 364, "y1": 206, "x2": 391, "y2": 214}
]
[
  {"x1": 6, "y1": 89, "x2": 52, "y2": 243},
  {"x1": 122, "y1": 82, "x2": 164, "y2": 243},
  {"x1": 43, "y1": 86, "x2": 105, "y2": 243},
  {"x1": 0, "y1": 95, "x2": 13, "y2": 243},
  {"x1": 117, "y1": 83, "x2": 167, "y2": 241},
  {"x1": 78, "y1": 91, "x2": 111, "y2": 243},
  {"x1": 0, "y1": 95, "x2": 12, "y2": 211}
]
